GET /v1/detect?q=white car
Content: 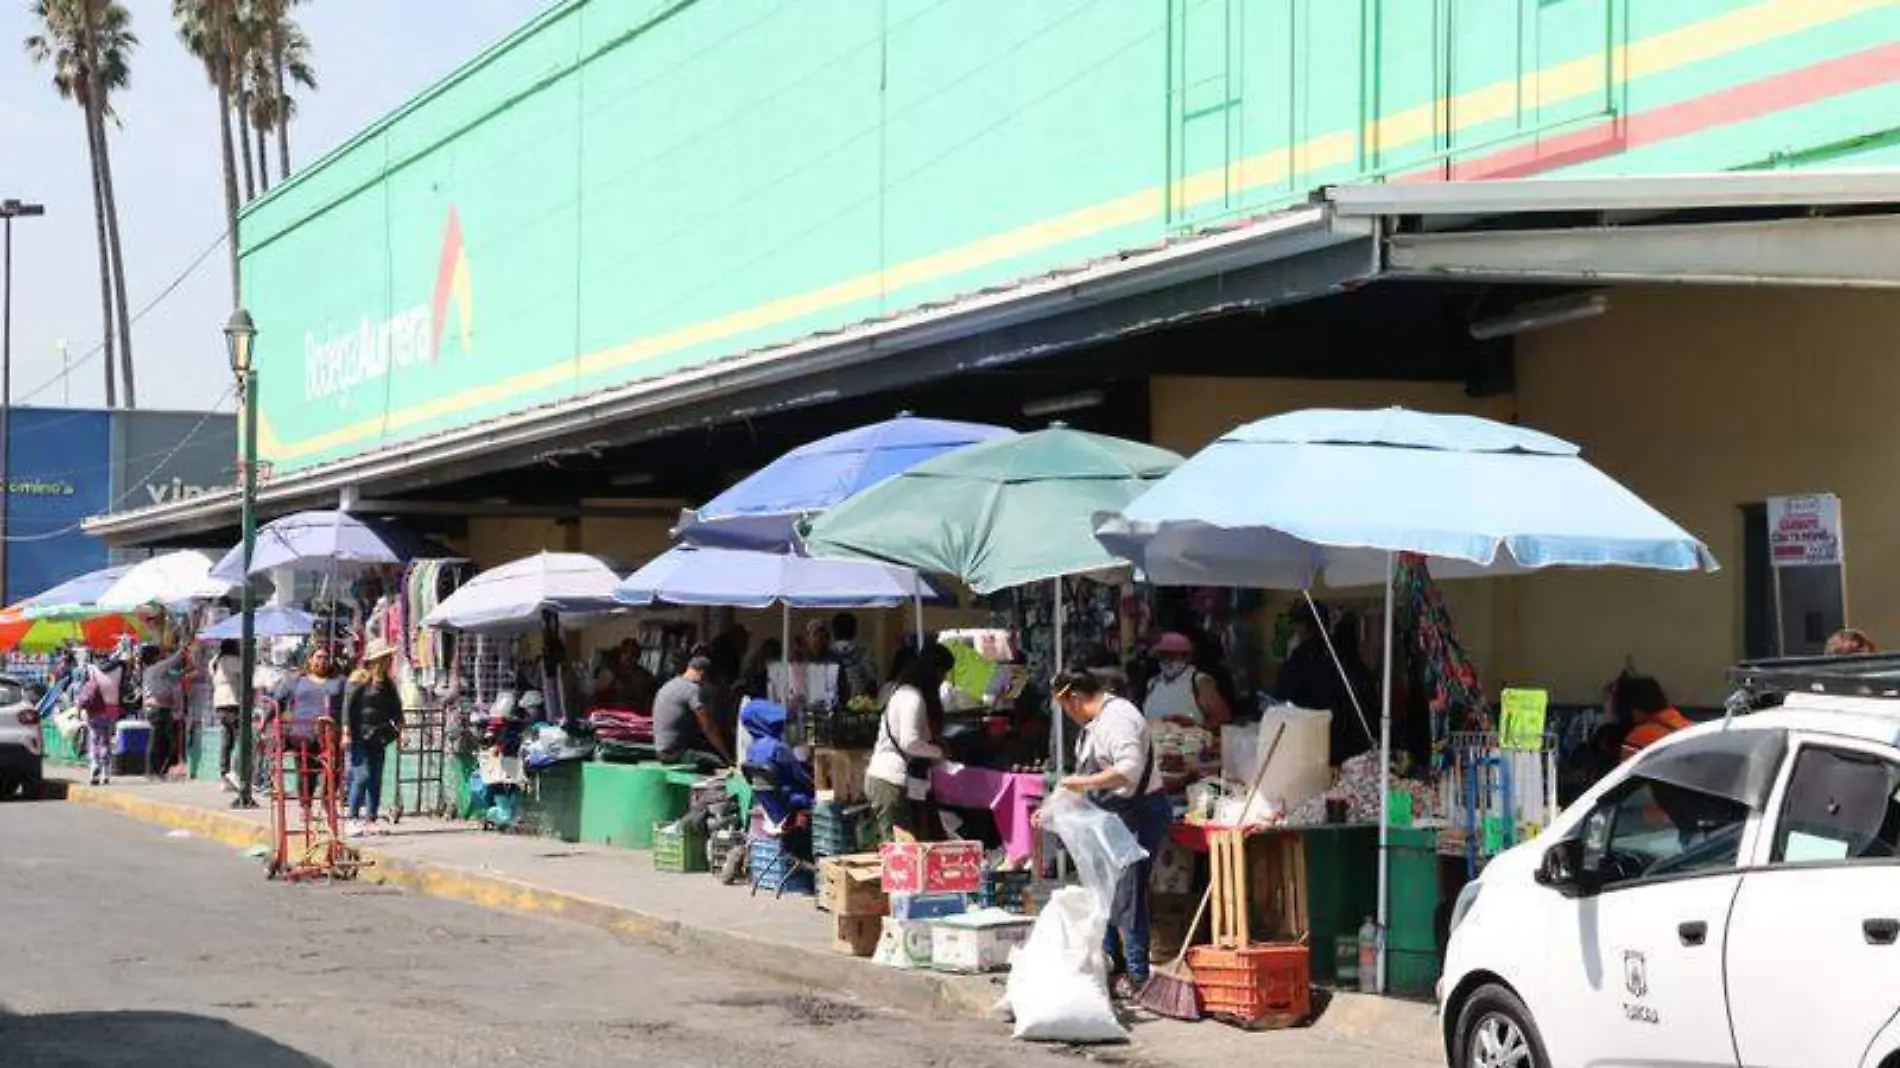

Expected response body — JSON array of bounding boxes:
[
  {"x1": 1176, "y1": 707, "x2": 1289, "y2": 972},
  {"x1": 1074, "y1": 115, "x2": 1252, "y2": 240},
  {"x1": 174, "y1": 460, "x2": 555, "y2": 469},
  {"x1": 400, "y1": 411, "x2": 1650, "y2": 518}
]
[
  {"x1": 0, "y1": 675, "x2": 43, "y2": 799},
  {"x1": 1441, "y1": 674, "x2": 1900, "y2": 1068}
]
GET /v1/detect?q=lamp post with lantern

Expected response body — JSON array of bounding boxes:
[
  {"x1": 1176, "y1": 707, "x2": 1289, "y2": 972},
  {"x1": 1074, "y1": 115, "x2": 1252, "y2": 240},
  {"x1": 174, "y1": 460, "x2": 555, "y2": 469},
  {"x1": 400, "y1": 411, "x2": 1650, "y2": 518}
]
[{"x1": 224, "y1": 308, "x2": 259, "y2": 809}]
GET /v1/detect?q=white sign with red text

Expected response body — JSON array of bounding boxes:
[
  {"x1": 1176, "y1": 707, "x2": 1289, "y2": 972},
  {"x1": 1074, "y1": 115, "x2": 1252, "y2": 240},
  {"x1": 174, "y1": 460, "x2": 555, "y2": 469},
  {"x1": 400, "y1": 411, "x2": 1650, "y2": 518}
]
[{"x1": 1767, "y1": 493, "x2": 1843, "y2": 568}]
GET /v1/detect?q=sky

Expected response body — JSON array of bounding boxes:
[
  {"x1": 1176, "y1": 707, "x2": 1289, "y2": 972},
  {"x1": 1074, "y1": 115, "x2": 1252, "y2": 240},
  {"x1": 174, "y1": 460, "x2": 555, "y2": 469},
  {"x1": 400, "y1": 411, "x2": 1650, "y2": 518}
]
[{"x1": 0, "y1": 0, "x2": 551, "y2": 414}]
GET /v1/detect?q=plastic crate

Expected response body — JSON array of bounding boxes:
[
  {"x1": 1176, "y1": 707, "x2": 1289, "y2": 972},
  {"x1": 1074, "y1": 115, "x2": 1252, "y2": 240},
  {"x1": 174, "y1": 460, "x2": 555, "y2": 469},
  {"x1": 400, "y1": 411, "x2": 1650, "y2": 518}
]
[
  {"x1": 748, "y1": 836, "x2": 814, "y2": 895},
  {"x1": 812, "y1": 800, "x2": 872, "y2": 858},
  {"x1": 707, "y1": 828, "x2": 746, "y2": 873},
  {"x1": 654, "y1": 822, "x2": 709, "y2": 874},
  {"x1": 977, "y1": 869, "x2": 1033, "y2": 911},
  {"x1": 1186, "y1": 944, "x2": 1312, "y2": 1029}
]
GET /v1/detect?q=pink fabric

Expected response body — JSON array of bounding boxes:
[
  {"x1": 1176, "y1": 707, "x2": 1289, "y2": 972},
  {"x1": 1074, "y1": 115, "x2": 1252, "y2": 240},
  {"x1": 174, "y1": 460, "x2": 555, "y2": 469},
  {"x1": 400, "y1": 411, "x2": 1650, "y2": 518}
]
[{"x1": 929, "y1": 765, "x2": 1046, "y2": 863}]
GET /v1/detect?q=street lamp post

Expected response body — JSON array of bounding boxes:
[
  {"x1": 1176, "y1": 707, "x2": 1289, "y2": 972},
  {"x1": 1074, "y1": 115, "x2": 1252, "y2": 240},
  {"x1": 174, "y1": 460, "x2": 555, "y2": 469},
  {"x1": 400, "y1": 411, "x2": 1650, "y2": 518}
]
[
  {"x1": 1, "y1": 199, "x2": 46, "y2": 605},
  {"x1": 225, "y1": 308, "x2": 258, "y2": 809}
]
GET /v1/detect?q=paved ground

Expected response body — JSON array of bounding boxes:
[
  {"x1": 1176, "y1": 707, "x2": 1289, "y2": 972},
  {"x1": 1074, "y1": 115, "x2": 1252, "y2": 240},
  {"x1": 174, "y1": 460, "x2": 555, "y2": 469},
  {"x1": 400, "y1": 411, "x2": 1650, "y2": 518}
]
[{"x1": 1, "y1": 796, "x2": 1438, "y2": 1067}]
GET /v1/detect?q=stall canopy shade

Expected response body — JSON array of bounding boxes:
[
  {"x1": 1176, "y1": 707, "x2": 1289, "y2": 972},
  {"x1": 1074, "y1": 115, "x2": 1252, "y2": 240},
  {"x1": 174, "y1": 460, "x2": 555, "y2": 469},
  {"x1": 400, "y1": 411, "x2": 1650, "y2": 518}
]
[
  {"x1": 96, "y1": 550, "x2": 232, "y2": 612},
  {"x1": 421, "y1": 551, "x2": 623, "y2": 632},
  {"x1": 0, "y1": 604, "x2": 146, "y2": 652},
  {"x1": 676, "y1": 415, "x2": 1016, "y2": 551},
  {"x1": 21, "y1": 565, "x2": 136, "y2": 620},
  {"x1": 1094, "y1": 407, "x2": 1719, "y2": 589},
  {"x1": 614, "y1": 545, "x2": 943, "y2": 610},
  {"x1": 209, "y1": 511, "x2": 448, "y2": 582},
  {"x1": 802, "y1": 426, "x2": 1183, "y2": 594},
  {"x1": 199, "y1": 605, "x2": 317, "y2": 642}
]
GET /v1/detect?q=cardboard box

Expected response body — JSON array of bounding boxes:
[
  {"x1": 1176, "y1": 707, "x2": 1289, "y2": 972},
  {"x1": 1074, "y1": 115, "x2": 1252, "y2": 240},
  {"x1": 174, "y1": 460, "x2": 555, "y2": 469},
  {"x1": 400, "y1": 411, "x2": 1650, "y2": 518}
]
[
  {"x1": 888, "y1": 892, "x2": 968, "y2": 921},
  {"x1": 929, "y1": 909, "x2": 1035, "y2": 973},
  {"x1": 818, "y1": 853, "x2": 888, "y2": 917},
  {"x1": 833, "y1": 914, "x2": 882, "y2": 958},
  {"x1": 872, "y1": 917, "x2": 934, "y2": 970},
  {"x1": 880, "y1": 840, "x2": 983, "y2": 895}
]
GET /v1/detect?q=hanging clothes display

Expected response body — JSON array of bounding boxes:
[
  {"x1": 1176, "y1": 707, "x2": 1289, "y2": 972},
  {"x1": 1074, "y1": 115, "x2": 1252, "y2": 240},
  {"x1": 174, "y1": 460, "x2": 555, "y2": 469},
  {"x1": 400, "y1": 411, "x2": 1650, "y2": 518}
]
[{"x1": 1393, "y1": 552, "x2": 1487, "y2": 770}]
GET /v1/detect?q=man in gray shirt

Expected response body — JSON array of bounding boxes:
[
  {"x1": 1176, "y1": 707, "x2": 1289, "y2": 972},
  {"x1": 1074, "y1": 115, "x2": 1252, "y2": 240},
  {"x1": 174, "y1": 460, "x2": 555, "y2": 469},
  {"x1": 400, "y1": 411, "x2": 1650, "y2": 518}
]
[{"x1": 653, "y1": 656, "x2": 735, "y2": 770}]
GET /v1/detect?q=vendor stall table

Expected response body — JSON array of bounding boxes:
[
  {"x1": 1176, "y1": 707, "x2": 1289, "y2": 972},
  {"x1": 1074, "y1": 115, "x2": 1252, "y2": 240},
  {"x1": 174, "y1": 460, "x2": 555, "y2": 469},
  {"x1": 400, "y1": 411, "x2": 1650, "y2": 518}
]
[{"x1": 930, "y1": 764, "x2": 1045, "y2": 864}]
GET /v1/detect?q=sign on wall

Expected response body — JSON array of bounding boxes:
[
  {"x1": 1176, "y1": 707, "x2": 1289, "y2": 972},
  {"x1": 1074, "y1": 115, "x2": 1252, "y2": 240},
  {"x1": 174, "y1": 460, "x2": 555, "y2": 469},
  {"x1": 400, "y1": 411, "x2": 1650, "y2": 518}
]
[{"x1": 1767, "y1": 493, "x2": 1844, "y2": 568}]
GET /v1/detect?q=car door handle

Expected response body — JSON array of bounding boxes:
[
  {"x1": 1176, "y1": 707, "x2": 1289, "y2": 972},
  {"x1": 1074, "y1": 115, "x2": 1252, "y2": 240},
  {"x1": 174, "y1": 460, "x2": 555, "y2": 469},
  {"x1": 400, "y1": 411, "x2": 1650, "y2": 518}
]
[
  {"x1": 1678, "y1": 921, "x2": 1708, "y2": 947},
  {"x1": 1864, "y1": 918, "x2": 1899, "y2": 946}
]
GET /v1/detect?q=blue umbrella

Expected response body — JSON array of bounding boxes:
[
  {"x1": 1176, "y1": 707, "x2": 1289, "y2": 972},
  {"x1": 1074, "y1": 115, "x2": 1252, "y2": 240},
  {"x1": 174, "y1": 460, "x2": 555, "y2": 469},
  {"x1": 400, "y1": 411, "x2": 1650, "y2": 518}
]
[
  {"x1": 21, "y1": 564, "x2": 137, "y2": 620},
  {"x1": 676, "y1": 414, "x2": 1015, "y2": 551},
  {"x1": 199, "y1": 605, "x2": 317, "y2": 641},
  {"x1": 1093, "y1": 406, "x2": 1717, "y2": 995},
  {"x1": 210, "y1": 511, "x2": 447, "y2": 582},
  {"x1": 614, "y1": 545, "x2": 941, "y2": 610}
]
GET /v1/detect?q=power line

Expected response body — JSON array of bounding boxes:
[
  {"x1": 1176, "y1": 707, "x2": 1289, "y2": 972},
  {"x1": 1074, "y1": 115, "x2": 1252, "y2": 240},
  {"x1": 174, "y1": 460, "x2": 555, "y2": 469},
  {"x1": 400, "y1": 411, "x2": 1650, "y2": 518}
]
[{"x1": 17, "y1": 227, "x2": 230, "y2": 406}]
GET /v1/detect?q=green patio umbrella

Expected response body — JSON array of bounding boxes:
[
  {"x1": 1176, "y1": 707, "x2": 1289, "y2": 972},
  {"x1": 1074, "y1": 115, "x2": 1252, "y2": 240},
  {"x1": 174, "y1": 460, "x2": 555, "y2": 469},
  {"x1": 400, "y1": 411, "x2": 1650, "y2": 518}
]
[
  {"x1": 802, "y1": 423, "x2": 1181, "y2": 791},
  {"x1": 800, "y1": 424, "x2": 1182, "y2": 594}
]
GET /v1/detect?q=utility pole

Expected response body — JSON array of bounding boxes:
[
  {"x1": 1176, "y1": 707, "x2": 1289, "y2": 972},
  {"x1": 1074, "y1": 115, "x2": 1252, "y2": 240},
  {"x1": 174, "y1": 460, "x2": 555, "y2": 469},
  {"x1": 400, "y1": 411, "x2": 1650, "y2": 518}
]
[{"x1": 1, "y1": 199, "x2": 47, "y2": 606}]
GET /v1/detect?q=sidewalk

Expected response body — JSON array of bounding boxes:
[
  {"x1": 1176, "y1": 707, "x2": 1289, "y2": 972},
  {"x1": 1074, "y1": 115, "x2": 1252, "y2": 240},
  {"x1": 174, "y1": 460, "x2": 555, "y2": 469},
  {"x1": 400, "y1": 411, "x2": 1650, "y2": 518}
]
[{"x1": 45, "y1": 769, "x2": 1442, "y2": 1067}]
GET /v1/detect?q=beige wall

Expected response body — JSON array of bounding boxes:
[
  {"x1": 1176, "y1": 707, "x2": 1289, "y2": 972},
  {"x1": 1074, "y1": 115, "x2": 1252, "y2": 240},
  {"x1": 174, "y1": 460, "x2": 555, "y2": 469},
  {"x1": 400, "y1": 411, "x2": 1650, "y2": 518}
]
[
  {"x1": 1514, "y1": 286, "x2": 1900, "y2": 705},
  {"x1": 1151, "y1": 288, "x2": 1900, "y2": 710}
]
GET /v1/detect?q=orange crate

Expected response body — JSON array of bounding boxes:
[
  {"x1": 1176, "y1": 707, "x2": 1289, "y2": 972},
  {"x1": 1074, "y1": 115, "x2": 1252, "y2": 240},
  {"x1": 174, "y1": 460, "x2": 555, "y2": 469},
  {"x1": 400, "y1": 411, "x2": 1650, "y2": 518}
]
[{"x1": 1186, "y1": 943, "x2": 1312, "y2": 1029}]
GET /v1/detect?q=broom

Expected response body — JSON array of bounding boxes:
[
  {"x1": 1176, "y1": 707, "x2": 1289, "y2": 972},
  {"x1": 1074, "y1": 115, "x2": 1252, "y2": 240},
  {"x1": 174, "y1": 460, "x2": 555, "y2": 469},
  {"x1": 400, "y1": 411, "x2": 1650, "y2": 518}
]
[{"x1": 1137, "y1": 722, "x2": 1288, "y2": 1020}]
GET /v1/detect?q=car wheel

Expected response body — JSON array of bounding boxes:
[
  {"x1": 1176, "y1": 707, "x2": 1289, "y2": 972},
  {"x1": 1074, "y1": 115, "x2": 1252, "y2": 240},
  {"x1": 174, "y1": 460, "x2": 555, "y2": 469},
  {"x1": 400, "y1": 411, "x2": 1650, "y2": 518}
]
[
  {"x1": 1456, "y1": 983, "x2": 1550, "y2": 1068},
  {"x1": 0, "y1": 776, "x2": 13, "y2": 801}
]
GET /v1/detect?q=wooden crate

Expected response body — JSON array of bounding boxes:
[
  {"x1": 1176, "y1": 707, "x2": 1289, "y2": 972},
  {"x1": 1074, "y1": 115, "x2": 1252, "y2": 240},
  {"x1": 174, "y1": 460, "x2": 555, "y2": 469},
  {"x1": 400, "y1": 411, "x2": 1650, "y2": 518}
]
[
  {"x1": 1246, "y1": 831, "x2": 1309, "y2": 943},
  {"x1": 810, "y1": 747, "x2": 872, "y2": 805}
]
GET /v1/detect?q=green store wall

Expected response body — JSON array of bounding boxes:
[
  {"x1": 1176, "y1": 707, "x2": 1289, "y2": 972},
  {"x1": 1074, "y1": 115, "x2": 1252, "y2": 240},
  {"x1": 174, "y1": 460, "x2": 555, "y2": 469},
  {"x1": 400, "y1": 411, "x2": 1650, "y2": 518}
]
[{"x1": 242, "y1": 0, "x2": 1900, "y2": 472}]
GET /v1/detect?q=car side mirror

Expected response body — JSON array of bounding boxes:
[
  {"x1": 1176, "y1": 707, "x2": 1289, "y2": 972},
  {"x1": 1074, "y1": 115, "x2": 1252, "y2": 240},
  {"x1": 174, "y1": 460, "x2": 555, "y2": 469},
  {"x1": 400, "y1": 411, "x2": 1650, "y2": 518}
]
[{"x1": 1535, "y1": 839, "x2": 1593, "y2": 895}]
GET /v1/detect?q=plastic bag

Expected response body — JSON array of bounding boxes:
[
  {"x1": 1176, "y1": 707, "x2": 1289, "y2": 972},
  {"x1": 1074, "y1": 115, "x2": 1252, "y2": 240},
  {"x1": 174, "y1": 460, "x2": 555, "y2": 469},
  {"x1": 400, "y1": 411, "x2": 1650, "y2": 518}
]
[
  {"x1": 1002, "y1": 887, "x2": 1125, "y2": 1043},
  {"x1": 1039, "y1": 789, "x2": 1149, "y2": 909}
]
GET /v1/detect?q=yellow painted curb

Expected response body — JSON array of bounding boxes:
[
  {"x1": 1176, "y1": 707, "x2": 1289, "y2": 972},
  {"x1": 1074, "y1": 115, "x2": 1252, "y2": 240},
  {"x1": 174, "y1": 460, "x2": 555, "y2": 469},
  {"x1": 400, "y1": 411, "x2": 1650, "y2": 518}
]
[{"x1": 61, "y1": 782, "x2": 272, "y2": 852}]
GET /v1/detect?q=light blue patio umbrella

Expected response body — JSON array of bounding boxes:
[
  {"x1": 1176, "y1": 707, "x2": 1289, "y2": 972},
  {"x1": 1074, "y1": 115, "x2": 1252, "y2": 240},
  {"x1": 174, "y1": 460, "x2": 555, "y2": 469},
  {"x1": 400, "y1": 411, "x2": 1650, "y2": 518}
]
[
  {"x1": 616, "y1": 545, "x2": 948, "y2": 692},
  {"x1": 422, "y1": 551, "x2": 623, "y2": 633},
  {"x1": 21, "y1": 564, "x2": 136, "y2": 620},
  {"x1": 199, "y1": 605, "x2": 317, "y2": 642},
  {"x1": 1094, "y1": 406, "x2": 1718, "y2": 992},
  {"x1": 209, "y1": 510, "x2": 447, "y2": 582}
]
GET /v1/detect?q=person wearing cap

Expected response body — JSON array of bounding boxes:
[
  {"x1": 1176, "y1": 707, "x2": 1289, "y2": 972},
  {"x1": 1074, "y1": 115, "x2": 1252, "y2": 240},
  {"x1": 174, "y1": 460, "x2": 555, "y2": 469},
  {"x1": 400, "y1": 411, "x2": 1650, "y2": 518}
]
[
  {"x1": 343, "y1": 639, "x2": 404, "y2": 835},
  {"x1": 1046, "y1": 667, "x2": 1171, "y2": 995},
  {"x1": 1140, "y1": 631, "x2": 1231, "y2": 729},
  {"x1": 653, "y1": 655, "x2": 735, "y2": 772}
]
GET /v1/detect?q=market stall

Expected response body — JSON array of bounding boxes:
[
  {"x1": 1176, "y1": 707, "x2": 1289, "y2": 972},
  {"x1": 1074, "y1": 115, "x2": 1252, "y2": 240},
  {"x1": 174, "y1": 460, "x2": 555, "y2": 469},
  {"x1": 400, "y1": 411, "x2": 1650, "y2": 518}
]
[{"x1": 1097, "y1": 406, "x2": 1719, "y2": 995}]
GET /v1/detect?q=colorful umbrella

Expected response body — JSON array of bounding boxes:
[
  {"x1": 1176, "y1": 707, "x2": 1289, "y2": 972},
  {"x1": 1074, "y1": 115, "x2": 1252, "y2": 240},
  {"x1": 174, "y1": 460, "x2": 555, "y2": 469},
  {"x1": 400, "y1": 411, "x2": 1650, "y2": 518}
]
[
  {"x1": 19, "y1": 565, "x2": 136, "y2": 620},
  {"x1": 0, "y1": 605, "x2": 147, "y2": 653}
]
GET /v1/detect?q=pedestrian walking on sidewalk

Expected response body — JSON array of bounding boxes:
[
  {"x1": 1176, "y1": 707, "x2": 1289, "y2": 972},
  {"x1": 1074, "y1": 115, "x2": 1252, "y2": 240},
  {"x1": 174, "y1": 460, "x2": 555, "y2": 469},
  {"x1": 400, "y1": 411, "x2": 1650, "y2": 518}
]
[
  {"x1": 343, "y1": 640, "x2": 403, "y2": 836},
  {"x1": 211, "y1": 640, "x2": 244, "y2": 791},
  {"x1": 75, "y1": 655, "x2": 130, "y2": 786}
]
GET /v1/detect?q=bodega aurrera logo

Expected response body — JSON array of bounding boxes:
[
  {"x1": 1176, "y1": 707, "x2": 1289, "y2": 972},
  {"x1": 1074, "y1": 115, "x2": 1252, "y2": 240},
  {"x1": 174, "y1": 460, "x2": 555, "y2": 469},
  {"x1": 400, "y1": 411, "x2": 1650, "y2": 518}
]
[{"x1": 303, "y1": 207, "x2": 474, "y2": 406}]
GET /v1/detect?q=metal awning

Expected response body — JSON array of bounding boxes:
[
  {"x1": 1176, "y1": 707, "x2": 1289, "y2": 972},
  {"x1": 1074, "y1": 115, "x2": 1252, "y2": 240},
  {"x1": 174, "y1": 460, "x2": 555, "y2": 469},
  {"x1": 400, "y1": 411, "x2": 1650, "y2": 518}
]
[
  {"x1": 1330, "y1": 171, "x2": 1900, "y2": 289},
  {"x1": 89, "y1": 201, "x2": 1376, "y2": 545}
]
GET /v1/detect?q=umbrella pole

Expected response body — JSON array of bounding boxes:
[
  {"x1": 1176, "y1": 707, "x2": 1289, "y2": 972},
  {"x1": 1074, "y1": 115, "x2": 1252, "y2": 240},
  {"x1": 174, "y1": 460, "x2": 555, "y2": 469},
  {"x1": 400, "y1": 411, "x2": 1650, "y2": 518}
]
[
  {"x1": 1052, "y1": 576, "x2": 1067, "y2": 884},
  {"x1": 782, "y1": 602, "x2": 792, "y2": 708},
  {"x1": 1377, "y1": 551, "x2": 1395, "y2": 996},
  {"x1": 913, "y1": 593, "x2": 925, "y2": 653}
]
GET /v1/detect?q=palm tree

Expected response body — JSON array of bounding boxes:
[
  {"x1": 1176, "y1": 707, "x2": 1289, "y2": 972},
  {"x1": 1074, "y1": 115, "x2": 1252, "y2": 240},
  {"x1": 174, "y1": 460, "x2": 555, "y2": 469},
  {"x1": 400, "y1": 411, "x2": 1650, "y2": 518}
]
[
  {"x1": 174, "y1": 0, "x2": 242, "y2": 309},
  {"x1": 25, "y1": 0, "x2": 137, "y2": 407},
  {"x1": 230, "y1": 1, "x2": 259, "y2": 201},
  {"x1": 243, "y1": 14, "x2": 309, "y2": 194},
  {"x1": 254, "y1": 0, "x2": 310, "y2": 181}
]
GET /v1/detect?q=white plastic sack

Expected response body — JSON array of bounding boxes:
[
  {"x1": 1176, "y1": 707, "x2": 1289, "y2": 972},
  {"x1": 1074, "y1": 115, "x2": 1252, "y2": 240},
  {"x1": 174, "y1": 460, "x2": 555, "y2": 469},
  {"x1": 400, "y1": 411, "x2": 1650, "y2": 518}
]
[
  {"x1": 1003, "y1": 886, "x2": 1126, "y2": 1043},
  {"x1": 1039, "y1": 789, "x2": 1149, "y2": 908}
]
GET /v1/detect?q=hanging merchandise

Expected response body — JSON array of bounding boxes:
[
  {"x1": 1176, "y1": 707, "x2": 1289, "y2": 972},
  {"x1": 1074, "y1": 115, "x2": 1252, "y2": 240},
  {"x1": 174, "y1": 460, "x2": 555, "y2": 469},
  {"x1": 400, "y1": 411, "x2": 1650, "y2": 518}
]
[
  {"x1": 1007, "y1": 577, "x2": 1123, "y2": 680},
  {"x1": 1392, "y1": 553, "x2": 1487, "y2": 770}
]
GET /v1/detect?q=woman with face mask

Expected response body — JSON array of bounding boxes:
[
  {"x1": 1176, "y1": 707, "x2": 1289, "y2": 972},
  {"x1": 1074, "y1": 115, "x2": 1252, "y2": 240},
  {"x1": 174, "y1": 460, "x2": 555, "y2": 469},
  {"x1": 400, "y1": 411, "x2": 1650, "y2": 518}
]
[{"x1": 1140, "y1": 632, "x2": 1231, "y2": 729}]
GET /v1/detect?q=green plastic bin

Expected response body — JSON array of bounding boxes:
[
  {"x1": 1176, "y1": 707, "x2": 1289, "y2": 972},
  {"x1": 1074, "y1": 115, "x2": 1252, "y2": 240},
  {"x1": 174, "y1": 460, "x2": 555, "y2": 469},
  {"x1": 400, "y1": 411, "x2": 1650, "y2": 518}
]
[
  {"x1": 579, "y1": 762, "x2": 692, "y2": 849},
  {"x1": 1386, "y1": 827, "x2": 1442, "y2": 955}
]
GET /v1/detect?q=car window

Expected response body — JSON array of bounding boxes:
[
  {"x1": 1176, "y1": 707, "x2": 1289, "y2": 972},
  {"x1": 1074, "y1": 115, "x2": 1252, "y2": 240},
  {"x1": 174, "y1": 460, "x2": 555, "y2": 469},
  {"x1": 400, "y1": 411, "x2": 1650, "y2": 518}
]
[
  {"x1": 1583, "y1": 776, "x2": 1750, "y2": 886},
  {"x1": 1770, "y1": 746, "x2": 1900, "y2": 864},
  {"x1": 0, "y1": 681, "x2": 22, "y2": 706}
]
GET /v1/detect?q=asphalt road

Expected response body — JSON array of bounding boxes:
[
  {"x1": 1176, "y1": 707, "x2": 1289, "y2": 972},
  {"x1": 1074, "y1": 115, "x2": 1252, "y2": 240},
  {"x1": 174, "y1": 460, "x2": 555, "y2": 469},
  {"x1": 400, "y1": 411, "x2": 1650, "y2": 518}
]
[{"x1": 0, "y1": 800, "x2": 1110, "y2": 1068}]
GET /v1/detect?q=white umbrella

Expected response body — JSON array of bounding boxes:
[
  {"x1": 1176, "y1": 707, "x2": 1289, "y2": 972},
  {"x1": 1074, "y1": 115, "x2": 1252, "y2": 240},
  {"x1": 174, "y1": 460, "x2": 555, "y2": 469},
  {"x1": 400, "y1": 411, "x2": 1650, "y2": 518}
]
[
  {"x1": 422, "y1": 551, "x2": 625, "y2": 633},
  {"x1": 95, "y1": 551, "x2": 233, "y2": 612}
]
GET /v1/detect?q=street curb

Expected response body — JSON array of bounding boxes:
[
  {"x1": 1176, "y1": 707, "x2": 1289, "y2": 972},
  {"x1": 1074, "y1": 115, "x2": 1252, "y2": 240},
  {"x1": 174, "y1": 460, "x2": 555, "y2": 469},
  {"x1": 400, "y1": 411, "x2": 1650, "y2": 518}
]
[{"x1": 51, "y1": 781, "x2": 995, "y2": 1020}]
